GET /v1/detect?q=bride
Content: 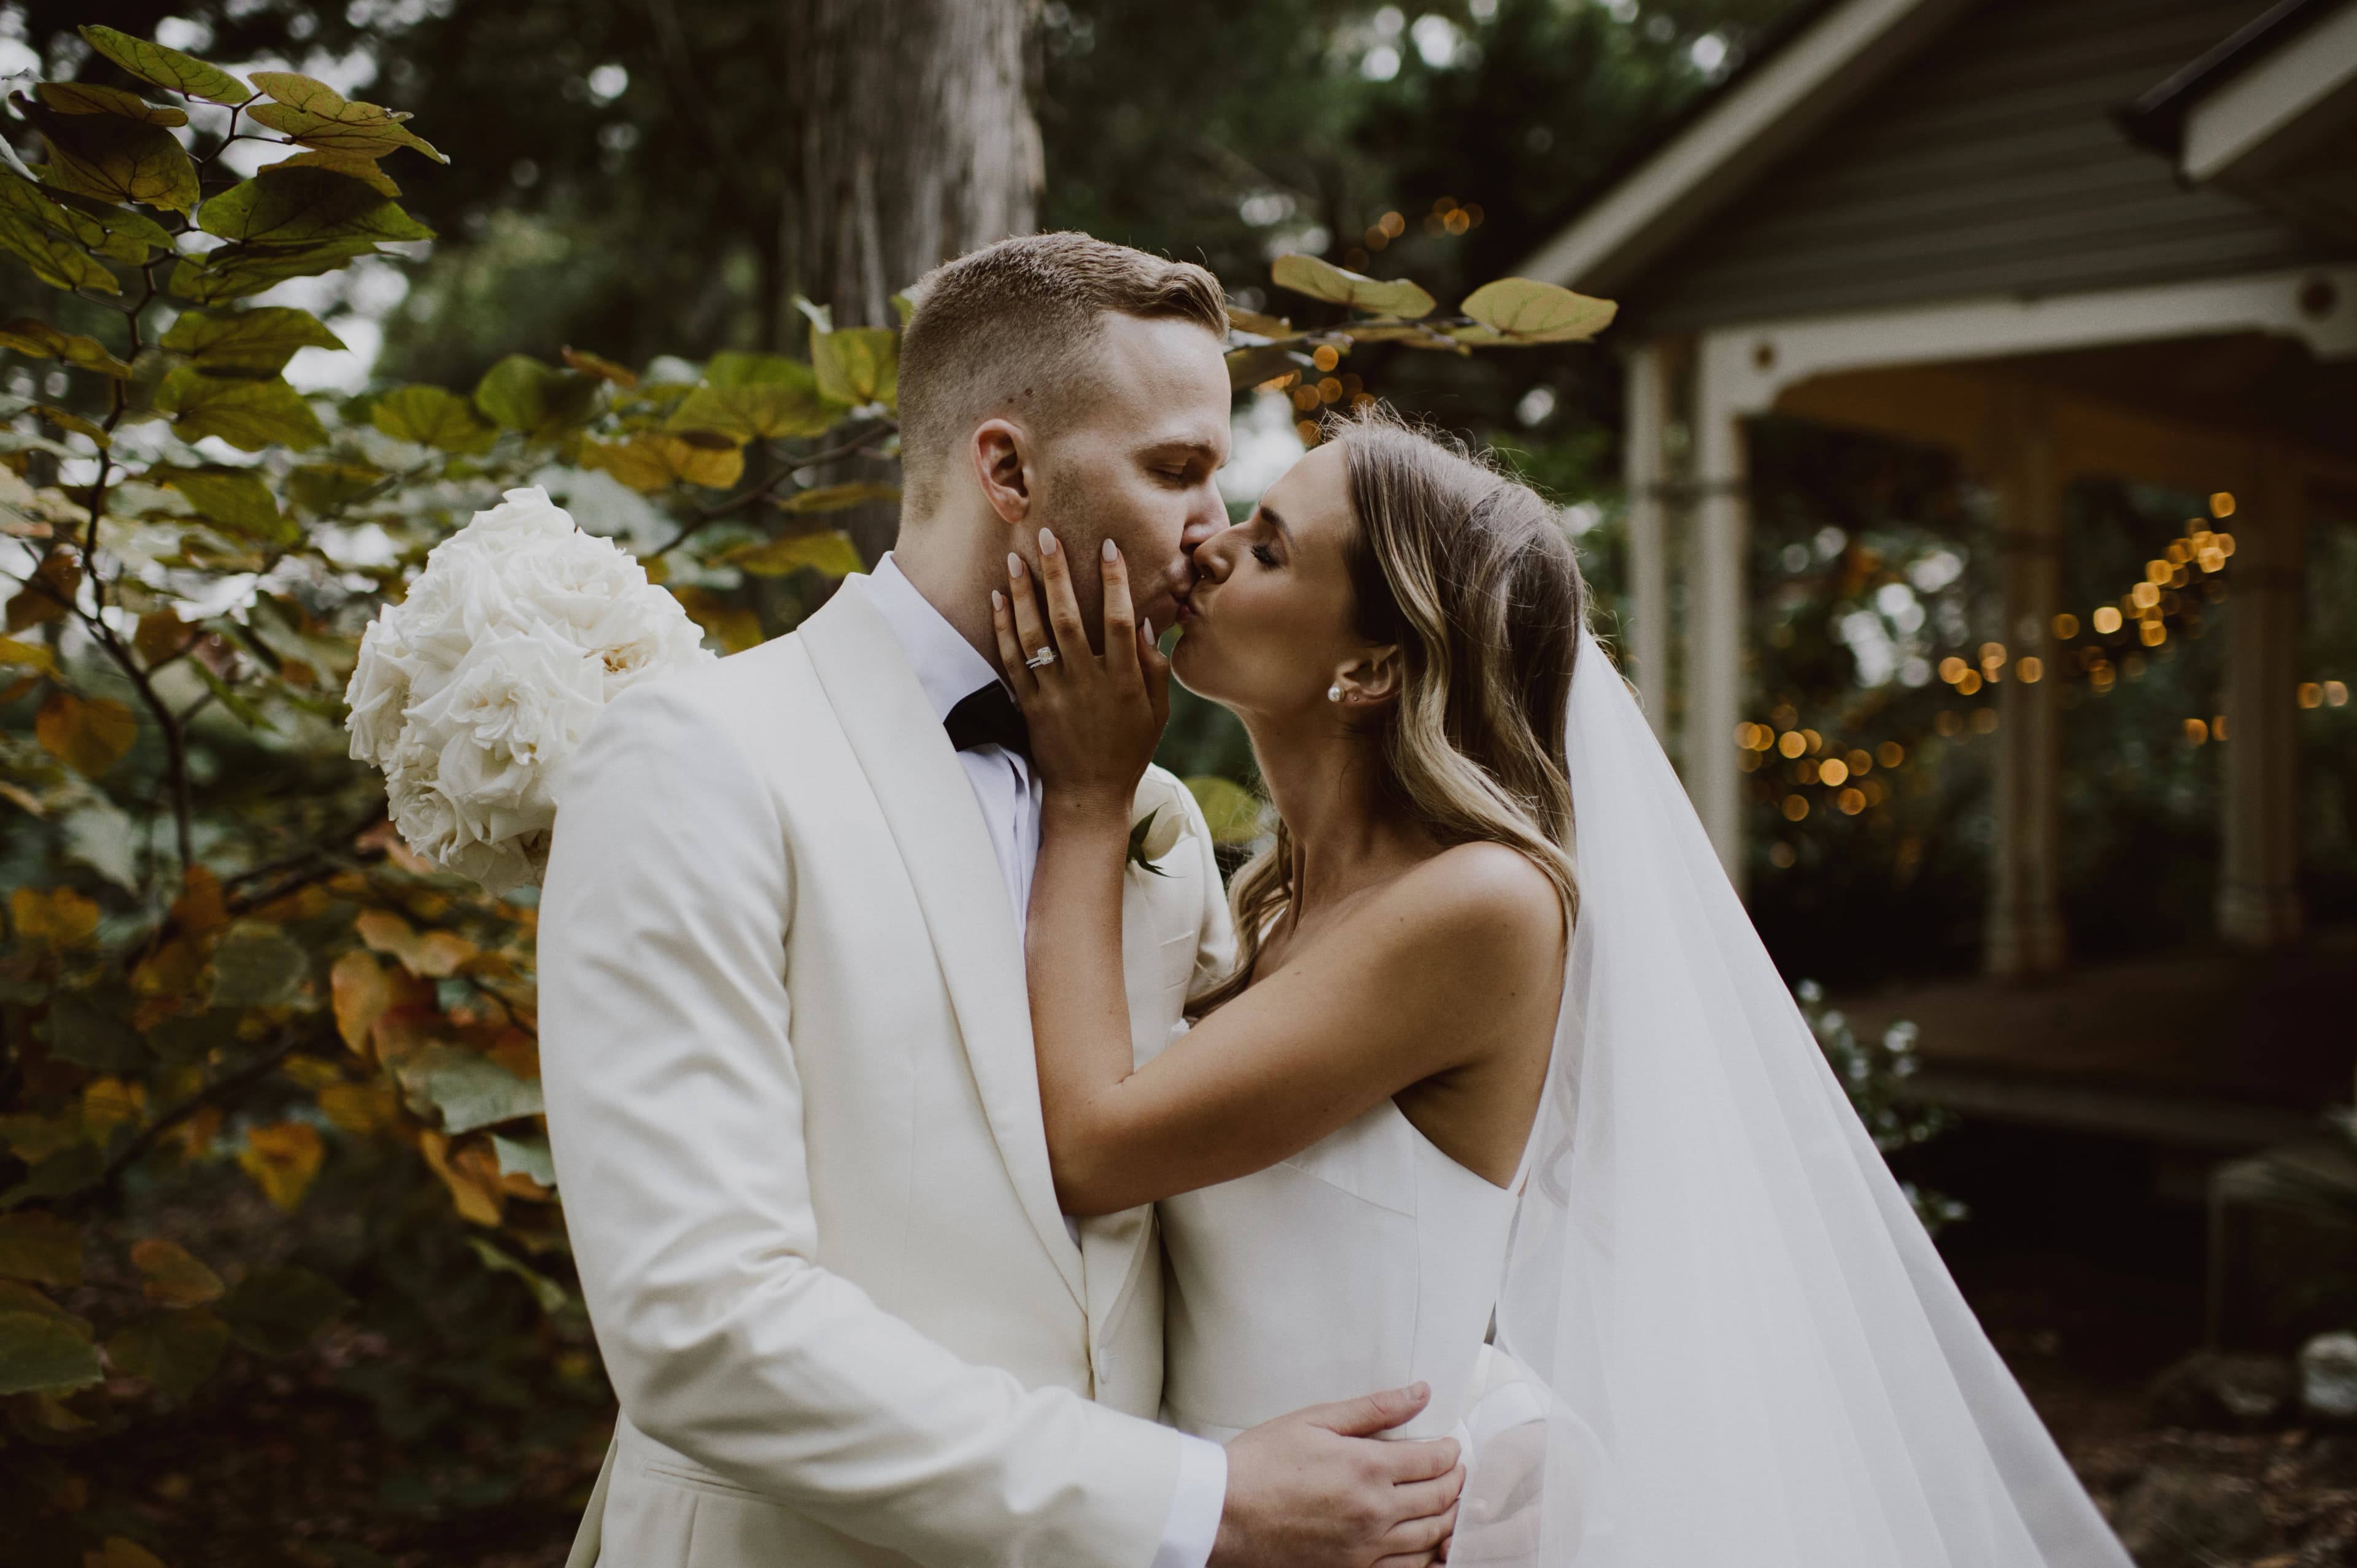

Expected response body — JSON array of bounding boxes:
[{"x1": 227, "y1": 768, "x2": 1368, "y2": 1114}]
[{"x1": 991, "y1": 407, "x2": 2134, "y2": 1566}]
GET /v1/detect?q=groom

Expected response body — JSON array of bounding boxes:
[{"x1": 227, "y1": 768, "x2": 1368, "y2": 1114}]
[{"x1": 540, "y1": 233, "x2": 1463, "y2": 1568}]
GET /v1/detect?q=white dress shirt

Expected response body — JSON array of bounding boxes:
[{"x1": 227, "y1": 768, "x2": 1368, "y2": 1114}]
[{"x1": 864, "y1": 555, "x2": 1228, "y2": 1568}]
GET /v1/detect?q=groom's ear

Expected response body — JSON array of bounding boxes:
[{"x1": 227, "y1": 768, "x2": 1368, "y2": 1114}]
[{"x1": 970, "y1": 419, "x2": 1035, "y2": 526}]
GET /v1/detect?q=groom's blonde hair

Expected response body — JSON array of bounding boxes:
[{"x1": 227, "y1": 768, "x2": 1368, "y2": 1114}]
[{"x1": 897, "y1": 233, "x2": 1227, "y2": 511}]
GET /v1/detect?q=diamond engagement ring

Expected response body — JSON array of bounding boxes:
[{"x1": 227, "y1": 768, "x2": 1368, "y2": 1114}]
[{"x1": 1024, "y1": 647, "x2": 1058, "y2": 670}]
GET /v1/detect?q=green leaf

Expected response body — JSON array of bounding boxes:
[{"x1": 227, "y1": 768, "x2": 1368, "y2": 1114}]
[
  {"x1": 106, "y1": 1308, "x2": 228, "y2": 1401},
  {"x1": 776, "y1": 481, "x2": 899, "y2": 514},
  {"x1": 44, "y1": 994, "x2": 145, "y2": 1071},
  {"x1": 464, "y1": 1235, "x2": 567, "y2": 1313},
  {"x1": 667, "y1": 353, "x2": 835, "y2": 442},
  {"x1": 371, "y1": 384, "x2": 497, "y2": 454},
  {"x1": 0, "y1": 199, "x2": 120, "y2": 294},
  {"x1": 810, "y1": 326, "x2": 897, "y2": 409},
  {"x1": 77, "y1": 25, "x2": 254, "y2": 106},
  {"x1": 199, "y1": 166, "x2": 432, "y2": 246},
  {"x1": 0, "y1": 1211, "x2": 82, "y2": 1285},
  {"x1": 160, "y1": 307, "x2": 345, "y2": 378},
  {"x1": 1270, "y1": 253, "x2": 1436, "y2": 320},
  {"x1": 155, "y1": 368, "x2": 327, "y2": 451},
  {"x1": 168, "y1": 238, "x2": 377, "y2": 304},
  {"x1": 149, "y1": 465, "x2": 292, "y2": 543},
  {"x1": 719, "y1": 530, "x2": 864, "y2": 578},
  {"x1": 579, "y1": 432, "x2": 743, "y2": 492},
  {"x1": 21, "y1": 98, "x2": 199, "y2": 214},
  {"x1": 490, "y1": 1132, "x2": 557, "y2": 1188},
  {"x1": 269, "y1": 148, "x2": 401, "y2": 197},
  {"x1": 34, "y1": 82, "x2": 188, "y2": 127},
  {"x1": 30, "y1": 404, "x2": 107, "y2": 445},
  {"x1": 1185, "y1": 774, "x2": 1264, "y2": 846},
  {"x1": 422, "y1": 1053, "x2": 544, "y2": 1134},
  {"x1": 215, "y1": 1264, "x2": 352, "y2": 1357},
  {"x1": 1125, "y1": 811, "x2": 1172, "y2": 877},
  {"x1": 1457, "y1": 278, "x2": 1619, "y2": 344},
  {"x1": 2, "y1": 1143, "x2": 102, "y2": 1206},
  {"x1": 287, "y1": 461, "x2": 385, "y2": 516},
  {"x1": 0, "y1": 1310, "x2": 103, "y2": 1394},
  {"x1": 1223, "y1": 343, "x2": 1309, "y2": 391},
  {"x1": 247, "y1": 71, "x2": 446, "y2": 163},
  {"x1": 0, "y1": 174, "x2": 169, "y2": 277},
  {"x1": 209, "y1": 927, "x2": 308, "y2": 1007},
  {"x1": 0, "y1": 318, "x2": 133, "y2": 377},
  {"x1": 473, "y1": 355, "x2": 601, "y2": 441},
  {"x1": 1226, "y1": 305, "x2": 1294, "y2": 337}
]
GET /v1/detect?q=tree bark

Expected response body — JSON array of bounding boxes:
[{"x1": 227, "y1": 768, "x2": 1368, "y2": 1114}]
[{"x1": 776, "y1": 0, "x2": 1042, "y2": 558}]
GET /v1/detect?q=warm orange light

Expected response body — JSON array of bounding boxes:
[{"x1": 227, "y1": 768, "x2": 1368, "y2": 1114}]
[
  {"x1": 1782, "y1": 794, "x2": 1809, "y2": 821},
  {"x1": 2140, "y1": 619, "x2": 2165, "y2": 647},
  {"x1": 1311, "y1": 344, "x2": 1341, "y2": 371},
  {"x1": 2213, "y1": 713, "x2": 2227, "y2": 740},
  {"x1": 1838, "y1": 787, "x2": 1866, "y2": 816},
  {"x1": 1796, "y1": 759, "x2": 1819, "y2": 784},
  {"x1": 1956, "y1": 670, "x2": 1981, "y2": 695},
  {"x1": 2329, "y1": 681, "x2": 2350, "y2": 707},
  {"x1": 1770, "y1": 841, "x2": 1797, "y2": 868},
  {"x1": 1292, "y1": 385, "x2": 1321, "y2": 412},
  {"x1": 1296, "y1": 420, "x2": 1321, "y2": 445},
  {"x1": 1876, "y1": 741, "x2": 1905, "y2": 768},
  {"x1": 2183, "y1": 717, "x2": 2208, "y2": 746},
  {"x1": 2216, "y1": 531, "x2": 2236, "y2": 557},
  {"x1": 1939, "y1": 656, "x2": 1968, "y2": 684},
  {"x1": 1379, "y1": 212, "x2": 1406, "y2": 237},
  {"x1": 2053, "y1": 612, "x2": 2079, "y2": 639},
  {"x1": 2131, "y1": 582, "x2": 2159, "y2": 610},
  {"x1": 2092, "y1": 606, "x2": 2123, "y2": 635},
  {"x1": 1317, "y1": 377, "x2": 1343, "y2": 403},
  {"x1": 2146, "y1": 560, "x2": 2171, "y2": 587},
  {"x1": 1819, "y1": 758, "x2": 1849, "y2": 787},
  {"x1": 1971, "y1": 707, "x2": 1999, "y2": 733},
  {"x1": 1846, "y1": 748, "x2": 1873, "y2": 774},
  {"x1": 1803, "y1": 728, "x2": 1823, "y2": 754},
  {"x1": 2210, "y1": 491, "x2": 2235, "y2": 518},
  {"x1": 2299, "y1": 682, "x2": 2324, "y2": 709},
  {"x1": 2017, "y1": 655, "x2": 2043, "y2": 683},
  {"x1": 1778, "y1": 730, "x2": 1806, "y2": 759}
]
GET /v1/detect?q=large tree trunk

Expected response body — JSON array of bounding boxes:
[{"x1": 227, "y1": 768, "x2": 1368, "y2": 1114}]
[{"x1": 775, "y1": 0, "x2": 1042, "y2": 558}]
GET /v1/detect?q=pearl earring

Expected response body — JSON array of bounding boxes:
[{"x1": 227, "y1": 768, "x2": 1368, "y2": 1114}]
[{"x1": 1327, "y1": 686, "x2": 1342, "y2": 703}]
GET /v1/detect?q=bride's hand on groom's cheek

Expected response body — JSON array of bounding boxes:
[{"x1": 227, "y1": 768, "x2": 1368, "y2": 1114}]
[{"x1": 993, "y1": 527, "x2": 1170, "y2": 815}]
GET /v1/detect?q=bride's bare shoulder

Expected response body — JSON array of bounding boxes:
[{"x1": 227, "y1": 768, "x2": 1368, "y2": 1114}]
[{"x1": 1376, "y1": 841, "x2": 1566, "y2": 967}]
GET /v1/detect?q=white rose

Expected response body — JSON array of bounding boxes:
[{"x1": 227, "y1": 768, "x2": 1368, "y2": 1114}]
[
  {"x1": 1130, "y1": 771, "x2": 1192, "y2": 867},
  {"x1": 345, "y1": 614, "x2": 415, "y2": 767}
]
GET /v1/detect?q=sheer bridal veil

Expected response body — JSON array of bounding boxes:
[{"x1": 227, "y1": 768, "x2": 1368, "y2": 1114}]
[{"x1": 1452, "y1": 631, "x2": 2132, "y2": 1566}]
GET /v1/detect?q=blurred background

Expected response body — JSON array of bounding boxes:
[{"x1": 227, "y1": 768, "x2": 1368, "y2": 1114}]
[{"x1": 4, "y1": 1, "x2": 2353, "y2": 1564}]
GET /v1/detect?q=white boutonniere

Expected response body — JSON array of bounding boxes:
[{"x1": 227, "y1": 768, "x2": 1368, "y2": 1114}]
[{"x1": 1126, "y1": 774, "x2": 1191, "y2": 877}]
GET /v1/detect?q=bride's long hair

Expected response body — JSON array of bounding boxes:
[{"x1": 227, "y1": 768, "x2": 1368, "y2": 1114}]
[{"x1": 1197, "y1": 407, "x2": 1587, "y2": 1011}]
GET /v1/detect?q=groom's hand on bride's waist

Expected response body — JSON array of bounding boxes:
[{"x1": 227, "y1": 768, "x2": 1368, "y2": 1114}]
[{"x1": 1210, "y1": 1382, "x2": 1464, "y2": 1568}]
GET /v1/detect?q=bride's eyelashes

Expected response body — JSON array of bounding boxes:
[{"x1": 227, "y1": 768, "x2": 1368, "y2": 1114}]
[{"x1": 1249, "y1": 543, "x2": 1279, "y2": 568}]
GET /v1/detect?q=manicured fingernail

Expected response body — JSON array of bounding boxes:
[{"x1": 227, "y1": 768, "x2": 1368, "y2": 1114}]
[
  {"x1": 1038, "y1": 527, "x2": 1058, "y2": 555},
  {"x1": 1007, "y1": 552, "x2": 1024, "y2": 578},
  {"x1": 1141, "y1": 617, "x2": 1153, "y2": 641},
  {"x1": 1102, "y1": 537, "x2": 1118, "y2": 562},
  {"x1": 991, "y1": 589, "x2": 1005, "y2": 610}
]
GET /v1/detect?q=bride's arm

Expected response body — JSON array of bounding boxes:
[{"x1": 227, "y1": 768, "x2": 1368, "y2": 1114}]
[{"x1": 997, "y1": 535, "x2": 1562, "y2": 1218}]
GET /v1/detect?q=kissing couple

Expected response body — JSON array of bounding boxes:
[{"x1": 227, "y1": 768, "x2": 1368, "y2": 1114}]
[{"x1": 538, "y1": 234, "x2": 2132, "y2": 1567}]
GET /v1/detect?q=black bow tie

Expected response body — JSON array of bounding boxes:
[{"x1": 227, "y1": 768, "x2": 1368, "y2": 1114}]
[{"x1": 944, "y1": 682, "x2": 1031, "y2": 764}]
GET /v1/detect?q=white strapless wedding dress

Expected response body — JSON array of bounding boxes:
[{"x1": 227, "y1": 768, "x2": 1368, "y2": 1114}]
[{"x1": 1156, "y1": 1088, "x2": 1539, "y2": 1445}]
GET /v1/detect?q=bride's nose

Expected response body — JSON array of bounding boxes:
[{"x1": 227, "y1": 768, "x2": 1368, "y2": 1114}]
[{"x1": 1191, "y1": 525, "x2": 1236, "y2": 581}]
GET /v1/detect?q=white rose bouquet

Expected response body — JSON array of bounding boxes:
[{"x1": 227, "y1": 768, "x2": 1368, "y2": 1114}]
[{"x1": 344, "y1": 486, "x2": 713, "y2": 893}]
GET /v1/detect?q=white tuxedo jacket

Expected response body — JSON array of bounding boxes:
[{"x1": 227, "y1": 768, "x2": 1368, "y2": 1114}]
[{"x1": 539, "y1": 575, "x2": 1237, "y2": 1567}]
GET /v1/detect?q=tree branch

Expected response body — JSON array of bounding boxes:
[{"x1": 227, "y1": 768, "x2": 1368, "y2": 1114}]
[
  {"x1": 84, "y1": 1028, "x2": 309, "y2": 1201},
  {"x1": 652, "y1": 420, "x2": 894, "y2": 555}
]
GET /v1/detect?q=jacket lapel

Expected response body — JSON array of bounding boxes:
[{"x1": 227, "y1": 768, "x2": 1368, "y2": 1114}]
[{"x1": 799, "y1": 577, "x2": 1086, "y2": 1311}]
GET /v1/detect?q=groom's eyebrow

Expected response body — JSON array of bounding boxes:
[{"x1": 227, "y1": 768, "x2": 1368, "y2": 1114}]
[{"x1": 1143, "y1": 437, "x2": 1223, "y2": 466}]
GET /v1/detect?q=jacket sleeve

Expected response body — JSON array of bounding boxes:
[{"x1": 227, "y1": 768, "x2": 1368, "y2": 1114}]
[{"x1": 538, "y1": 679, "x2": 1183, "y2": 1567}]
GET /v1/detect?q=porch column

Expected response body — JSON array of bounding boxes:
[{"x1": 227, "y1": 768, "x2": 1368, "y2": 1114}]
[
  {"x1": 2218, "y1": 455, "x2": 2305, "y2": 946},
  {"x1": 1984, "y1": 417, "x2": 2069, "y2": 977},
  {"x1": 1689, "y1": 376, "x2": 1749, "y2": 887},
  {"x1": 1624, "y1": 340, "x2": 1673, "y2": 743}
]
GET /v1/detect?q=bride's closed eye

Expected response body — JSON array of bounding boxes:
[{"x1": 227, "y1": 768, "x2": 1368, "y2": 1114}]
[{"x1": 1249, "y1": 543, "x2": 1279, "y2": 567}]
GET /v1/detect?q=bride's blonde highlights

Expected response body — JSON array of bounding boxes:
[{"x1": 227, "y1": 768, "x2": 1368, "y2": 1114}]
[{"x1": 1198, "y1": 407, "x2": 1585, "y2": 1013}]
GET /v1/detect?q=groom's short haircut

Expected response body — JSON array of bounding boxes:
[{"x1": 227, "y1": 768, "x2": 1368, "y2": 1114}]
[{"x1": 897, "y1": 233, "x2": 1227, "y2": 511}]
